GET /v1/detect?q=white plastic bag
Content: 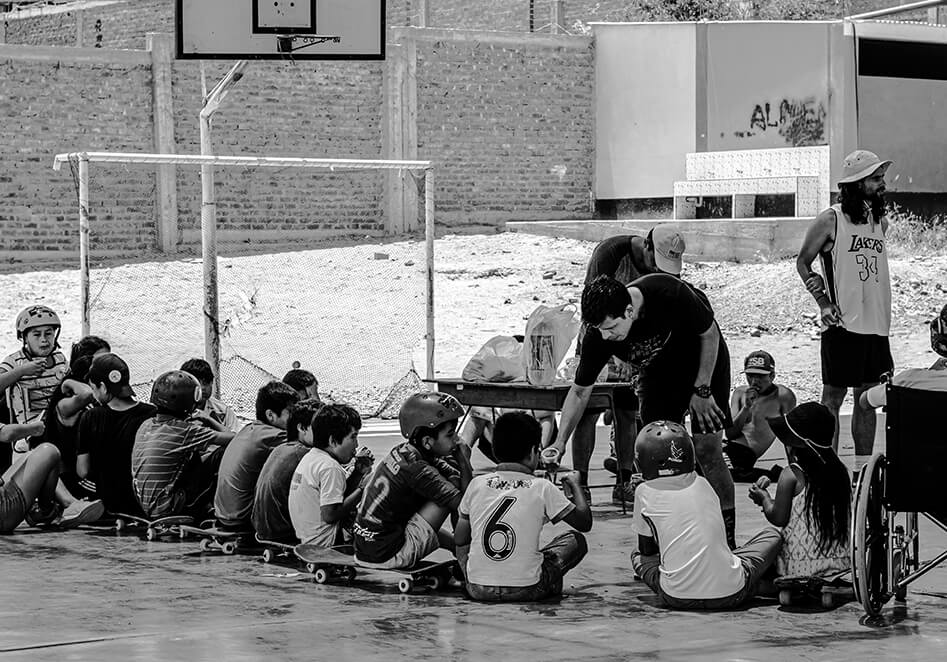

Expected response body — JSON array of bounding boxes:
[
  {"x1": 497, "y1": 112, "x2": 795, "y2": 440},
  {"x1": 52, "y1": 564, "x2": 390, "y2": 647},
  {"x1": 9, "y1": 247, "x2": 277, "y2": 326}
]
[
  {"x1": 462, "y1": 335, "x2": 525, "y2": 382},
  {"x1": 523, "y1": 304, "x2": 580, "y2": 385}
]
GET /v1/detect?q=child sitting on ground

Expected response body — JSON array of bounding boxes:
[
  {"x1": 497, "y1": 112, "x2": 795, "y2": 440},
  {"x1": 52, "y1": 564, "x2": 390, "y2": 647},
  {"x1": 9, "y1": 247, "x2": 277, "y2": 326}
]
[
  {"x1": 1, "y1": 421, "x2": 63, "y2": 532},
  {"x1": 353, "y1": 392, "x2": 472, "y2": 569},
  {"x1": 132, "y1": 370, "x2": 235, "y2": 519},
  {"x1": 252, "y1": 398, "x2": 321, "y2": 543},
  {"x1": 748, "y1": 402, "x2": 850, "y2": 578},
  {"x1": 282, "y1": 367, "x2": 321, "y2": 403},
  {"x1": 456, "y1": 411, "x2": 591, "y2": 601},
  {"x1": 181, "y1": 358, "x2": 241, "y2": 433},
  {"x1": 631, "y1": 421, "x2": 783, "y2": 610},
  {"x1": 76, "y1": 353, "x2": 157, "y2": 516},
  {"x1": 725, "y1": 350, "x2": 797, "y2": 483},
  {"x1": 213, "y1": 381, "x2": 300, "y2": 531},
  {"x1": 288, "y1": 403, "x2": 372, "y2": 546}
]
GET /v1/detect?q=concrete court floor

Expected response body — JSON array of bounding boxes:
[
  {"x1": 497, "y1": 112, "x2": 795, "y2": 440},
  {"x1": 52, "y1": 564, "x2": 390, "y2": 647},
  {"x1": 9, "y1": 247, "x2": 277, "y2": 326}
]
[{"x1": 2, "y1": 421, "x2": 946, "y2": 662}]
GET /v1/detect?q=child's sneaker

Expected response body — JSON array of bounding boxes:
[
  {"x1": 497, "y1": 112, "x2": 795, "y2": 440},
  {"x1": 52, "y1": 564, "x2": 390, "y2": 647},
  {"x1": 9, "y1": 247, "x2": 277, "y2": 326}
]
[
  {"x1": 25, "y1": 501, "x2": 62, "y2": 527},
  {"x1": 59, "y1": 499, "x2": 105, "y2": 528}
]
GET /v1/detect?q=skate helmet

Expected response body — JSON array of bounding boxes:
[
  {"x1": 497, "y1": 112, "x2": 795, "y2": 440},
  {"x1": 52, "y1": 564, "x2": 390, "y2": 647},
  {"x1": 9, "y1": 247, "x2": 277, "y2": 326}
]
[
  {"x1": 150, "y1": 370, "x2": 202, "y2": 417},
  {"x1": 634, "y1": 420, "x2": 695, "y2": 480},
  {"x1": 16, "y1": 305, "x2": 61, "y2": 340},
  {"x1": 399, "y1": 392, "x2": 464, "y2": 440},
  {"x1": 931, "y1": 304, "x2": 947, "y2": 358}
]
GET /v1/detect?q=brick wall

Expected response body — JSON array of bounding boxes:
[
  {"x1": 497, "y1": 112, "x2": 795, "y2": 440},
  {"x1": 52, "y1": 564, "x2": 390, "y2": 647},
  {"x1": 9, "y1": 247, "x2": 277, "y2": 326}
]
[
  {"x1": 411, "y1": 30, "x2": 594, "y2": 225},
  {"x1": 170, "y1": 59, "x2": 386, "y2": 240},
  {"x1": 0, "y1": 50, "x2": 156, "y2": 257}
]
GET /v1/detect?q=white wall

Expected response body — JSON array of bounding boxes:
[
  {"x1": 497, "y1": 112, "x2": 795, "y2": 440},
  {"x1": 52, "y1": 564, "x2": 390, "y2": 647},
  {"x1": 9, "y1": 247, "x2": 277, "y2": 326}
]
[{"x1": 592, "y1": 22, "x2": 695, "y2": 199}]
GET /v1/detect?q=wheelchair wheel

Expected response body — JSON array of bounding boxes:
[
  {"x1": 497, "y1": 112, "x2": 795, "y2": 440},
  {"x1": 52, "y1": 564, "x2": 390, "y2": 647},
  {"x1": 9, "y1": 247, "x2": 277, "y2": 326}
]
[{"x1": 852, "y1": 453, "x2": 889, "y2": 617}]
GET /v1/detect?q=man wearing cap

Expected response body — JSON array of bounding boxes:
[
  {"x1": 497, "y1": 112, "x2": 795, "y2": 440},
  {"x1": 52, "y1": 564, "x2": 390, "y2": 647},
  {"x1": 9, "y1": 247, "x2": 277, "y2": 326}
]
[
  {"x1": 570, "y1": 226, "x2": 687, "y2": 504},
  {"x1": 76, "y1": 353, "x2": 157, "y2": 515},
  {"x1": 724, "y1": 350, "x2": 797, "y2": 483},
  {"x1": 549, "y1": 272, "x2": 737, "y2": 546},
  {"x1": 797, "y1": 149, "x2": 893, "y2": 470}
]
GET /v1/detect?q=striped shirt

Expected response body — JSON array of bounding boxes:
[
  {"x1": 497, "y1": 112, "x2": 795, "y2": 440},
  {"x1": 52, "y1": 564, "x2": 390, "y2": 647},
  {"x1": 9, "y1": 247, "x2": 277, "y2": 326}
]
[
  {"x1": 0, "y1": 349, "x2": 67, "y2": 424},
  {"x1": 131, "y1": 414, "x2": 219, "y2": 518}
]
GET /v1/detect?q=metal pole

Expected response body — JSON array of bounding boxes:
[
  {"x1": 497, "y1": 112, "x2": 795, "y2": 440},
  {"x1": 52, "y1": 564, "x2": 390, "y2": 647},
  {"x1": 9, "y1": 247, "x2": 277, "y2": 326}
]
[
  {"x1": 847, "y1": 0, "x2": 946, "y2": 20},
  {"x1": 199, "y1": 112, "x2": 221, "y2": 398},
  {"x1": 78, "y1": 155, "x2": 91, "y2": 337},
  {"x1": 424, "y1": 168, "x2": 435, "y2": 381}
]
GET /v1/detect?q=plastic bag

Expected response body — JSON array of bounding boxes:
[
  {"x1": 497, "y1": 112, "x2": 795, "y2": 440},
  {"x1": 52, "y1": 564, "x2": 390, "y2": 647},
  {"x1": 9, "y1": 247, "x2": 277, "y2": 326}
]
[
  {"x1": 523, "y1": 303, "x2": 580, "y2": 385},
  {"x1": 462, "y1": 335, "x2": 525, "y2": 382}
]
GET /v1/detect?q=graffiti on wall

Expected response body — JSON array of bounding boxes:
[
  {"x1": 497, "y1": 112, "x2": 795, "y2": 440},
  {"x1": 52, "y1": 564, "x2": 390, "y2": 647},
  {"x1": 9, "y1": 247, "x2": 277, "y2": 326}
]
[{"x1": 732, "y1": 96, "x2": 826, "y2": 146}]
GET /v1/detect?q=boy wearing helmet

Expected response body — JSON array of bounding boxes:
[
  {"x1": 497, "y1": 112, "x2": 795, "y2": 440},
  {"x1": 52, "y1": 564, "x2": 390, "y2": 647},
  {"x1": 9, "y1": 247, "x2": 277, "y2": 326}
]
[
  {"x1": 131, "y1": 370, "x2": 236, "y2": 519},
  {"x1": 631, "y1": 421, "x2": 782, "y2": 609},
  {"x1": 860, "y1": 303, "x2": 947, "y2": 409},
  {"x1": 353, "y1": 391, "x2": 473, "y2": 569},
  {"x1": 0, "y1": 306, "x2": 68, "y2": 455}
]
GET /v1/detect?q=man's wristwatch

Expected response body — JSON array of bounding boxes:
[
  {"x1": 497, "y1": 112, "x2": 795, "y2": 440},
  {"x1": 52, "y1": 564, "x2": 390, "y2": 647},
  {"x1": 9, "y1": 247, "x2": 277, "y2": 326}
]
[{"x1": 693, "y1": 384, "x2": 712, "y2": 399}]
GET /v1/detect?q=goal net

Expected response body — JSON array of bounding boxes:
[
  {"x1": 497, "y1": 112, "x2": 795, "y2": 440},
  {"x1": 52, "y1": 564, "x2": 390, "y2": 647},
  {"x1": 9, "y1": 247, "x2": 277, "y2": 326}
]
[{"x1": 54, "y1": 152, "x2": 434, "y2": 419}]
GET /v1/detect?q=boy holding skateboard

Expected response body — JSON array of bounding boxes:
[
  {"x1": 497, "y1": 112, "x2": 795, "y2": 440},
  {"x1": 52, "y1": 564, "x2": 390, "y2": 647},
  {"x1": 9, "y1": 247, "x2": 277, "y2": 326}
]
[
  {"x1": 456, "y1": 411, "x2": 591, "y2": 601},
  {"x1": 288, "y1": 403, "x2": 370, "y2": 546},
  {"x1": 353, "y1": 392, "x2": 472, "y2": 569}
]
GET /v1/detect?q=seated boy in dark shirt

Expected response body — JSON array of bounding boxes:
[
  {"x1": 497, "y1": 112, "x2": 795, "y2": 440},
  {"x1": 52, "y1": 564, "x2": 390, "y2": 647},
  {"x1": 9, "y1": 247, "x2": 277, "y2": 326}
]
[
  {"x1": 76, "y1": 353, "x2": 157, "y2": 515},
  {"x1": 353, "y1": 392, "x2": 472, "y2": 569}
]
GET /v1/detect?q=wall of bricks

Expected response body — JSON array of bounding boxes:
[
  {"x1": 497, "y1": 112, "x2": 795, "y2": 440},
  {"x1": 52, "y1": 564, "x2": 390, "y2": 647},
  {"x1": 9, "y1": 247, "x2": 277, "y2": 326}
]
[
  {"x1": 0, "y1": 51, "x2": 157, "y2": 257},
  {"x1": 411, "y1": 30, "x2": 594, "y2": 225}
]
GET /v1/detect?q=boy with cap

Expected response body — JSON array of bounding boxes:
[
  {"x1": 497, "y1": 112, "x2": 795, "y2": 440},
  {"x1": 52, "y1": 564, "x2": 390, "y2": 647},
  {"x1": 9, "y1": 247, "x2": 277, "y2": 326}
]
[
  {"x1": 724, "y1": 350, "x2": 797, "y2": 483},
  {"x1": 631, "y1": 421, "x2": 782, "y2": 610},
  {"x1": 132, "y1": 371, "x2": 235, "y2": 519},
  {"x1": 797, "y1": 150, "x2": 893, "y2": 469},
  {"x1": 76, "y1": 353, "x2": 157, "y2": 516}
]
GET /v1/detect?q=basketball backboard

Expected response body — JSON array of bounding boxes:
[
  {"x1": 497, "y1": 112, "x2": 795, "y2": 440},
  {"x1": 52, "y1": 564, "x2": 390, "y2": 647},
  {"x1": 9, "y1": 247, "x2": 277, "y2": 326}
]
[{"x1": 176, "y1": 0, "x2": 385, "y2": 60}]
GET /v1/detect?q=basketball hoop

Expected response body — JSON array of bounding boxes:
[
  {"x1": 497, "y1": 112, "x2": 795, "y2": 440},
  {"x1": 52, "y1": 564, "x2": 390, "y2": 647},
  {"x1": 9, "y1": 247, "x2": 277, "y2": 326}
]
[{"x1": 276, "y1": 34, "x2": 341, "y2": 54}]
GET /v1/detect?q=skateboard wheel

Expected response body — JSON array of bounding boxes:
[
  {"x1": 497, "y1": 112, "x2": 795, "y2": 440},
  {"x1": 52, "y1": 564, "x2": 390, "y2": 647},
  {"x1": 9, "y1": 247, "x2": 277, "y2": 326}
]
[
  {"x1": 199, "y1": 538, "x2": 212, "y2": 552},
  {"x1": 179, "y1": 527, "x2": 187, "y2": 540},
  {"x1": 314, "y1": 568, "x2": 329, "y2": 584},
  {"x1": 778, "y1": 590, "x2": 792, "y2": 607},
  {"x1": 146, "y1": 527, "x2": 157, "y2": 541},
  {"x1": 262, "y1": 548, "x2": 274, "y2": 563},
  {"x1": 398, "y1": 578, "x2": 414, "y2": 594},
  {"x1": 821, "y1": 593, "x2": 835, "y2": 609},
  {"x1": 429, "y1": 574, "x2": 444, "y2": 591},
  {"x1": 115, "y1": 519, "x2": 125, "y2": 532},
  {"x1": 222, "y1": 541, "x2": 237, "y2": 555},
  {"x1": 345, "y1": 567, "x2": 357, "y2": 582}
]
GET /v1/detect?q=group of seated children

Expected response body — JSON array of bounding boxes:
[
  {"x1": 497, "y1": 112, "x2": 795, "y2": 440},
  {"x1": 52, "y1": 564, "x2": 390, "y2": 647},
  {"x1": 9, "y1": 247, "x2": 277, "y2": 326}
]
[{"x1": 12, "y1": 300, "x2": 939, "y2": 609}]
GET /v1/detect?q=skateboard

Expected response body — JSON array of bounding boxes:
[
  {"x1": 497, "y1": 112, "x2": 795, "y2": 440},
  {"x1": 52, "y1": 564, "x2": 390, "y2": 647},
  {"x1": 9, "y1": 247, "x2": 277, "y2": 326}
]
[
  {"x1": 111, "y1": 513, "x2": 194, "y2": 541},
  {"x1": 255, "y1": 534, "x2": 297, "y2": 564},
  {"x1": 179, "y1": 524, "x2": 255, "y2": 555},
  {"x1": 776, "y1": 572, "x2": 854, "y2": 609},
  {"x1": 294, "y1": 544, "x2": 460, "y2": 594}
]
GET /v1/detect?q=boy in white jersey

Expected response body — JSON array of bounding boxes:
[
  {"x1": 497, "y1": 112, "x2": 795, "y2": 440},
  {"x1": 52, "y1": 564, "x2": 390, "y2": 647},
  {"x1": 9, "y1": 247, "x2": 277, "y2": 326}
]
[
  {"x1": 797, "y1": 149, "x2": 893, "y2": 465},
  {"x1": 456, "y1": 411, "x2": 591, "y2": 601}
]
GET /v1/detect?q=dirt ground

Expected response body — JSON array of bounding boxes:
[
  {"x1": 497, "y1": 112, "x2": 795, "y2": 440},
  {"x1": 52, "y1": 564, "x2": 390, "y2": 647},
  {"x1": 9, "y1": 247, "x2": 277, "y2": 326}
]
[{"x1": 1, "y1": 231, "x2": 945, "y2": 412}]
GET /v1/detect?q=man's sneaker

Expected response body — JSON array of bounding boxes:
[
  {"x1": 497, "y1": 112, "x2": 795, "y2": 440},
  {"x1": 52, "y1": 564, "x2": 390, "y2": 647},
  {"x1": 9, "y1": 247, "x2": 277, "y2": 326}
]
[
  {"x1": 25, "y1": 501, "x2": 61, "y2": 527},
  {"x1": 612, "y1": 480, "x2": 638, "y2": 506},
  {"x1": 59, "y1": 499, "x2": 105, "y2": 529}
]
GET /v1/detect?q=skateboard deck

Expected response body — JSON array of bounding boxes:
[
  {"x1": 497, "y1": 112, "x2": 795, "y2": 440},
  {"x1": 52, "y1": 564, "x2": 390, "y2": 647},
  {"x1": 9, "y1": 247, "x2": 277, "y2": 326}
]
[
  {"x1": 776, "y1": 571, "x2": 854, "y2": 609},
  {"x1": 294, "y1": 544, "x2": 460, "y2": 594},
  {"x1": 179, "y1": 525, "x2": 255, "y2": 555},
  {"x1": 255, "y1": 534, "x2": 297, "y2": 564},
  {"x1": 111, "y1": 513, "x2": 194, "y2": 541}
]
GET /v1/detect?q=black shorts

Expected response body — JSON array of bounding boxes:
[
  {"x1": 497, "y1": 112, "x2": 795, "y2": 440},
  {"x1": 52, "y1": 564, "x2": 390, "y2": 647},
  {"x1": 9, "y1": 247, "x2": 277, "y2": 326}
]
[
  {"x1": 821, "y1": 326, "x2": 893, "y2": 388},
  {"x1": 637, "y1": 342, "x2": 733, "y2": 436}
]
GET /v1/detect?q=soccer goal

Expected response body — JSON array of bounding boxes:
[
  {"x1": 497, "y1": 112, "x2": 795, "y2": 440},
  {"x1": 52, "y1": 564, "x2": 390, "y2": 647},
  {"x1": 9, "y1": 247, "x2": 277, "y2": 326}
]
[{"x1": 52, "y1": 151, "x2": 436, "y2": 417}]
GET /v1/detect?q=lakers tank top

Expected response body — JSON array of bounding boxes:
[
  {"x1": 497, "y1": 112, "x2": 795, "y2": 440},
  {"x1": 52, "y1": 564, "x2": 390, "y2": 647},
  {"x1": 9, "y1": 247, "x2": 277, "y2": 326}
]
[{"x1": 819, "y1": 204, "x2": 891, "y2": 336}]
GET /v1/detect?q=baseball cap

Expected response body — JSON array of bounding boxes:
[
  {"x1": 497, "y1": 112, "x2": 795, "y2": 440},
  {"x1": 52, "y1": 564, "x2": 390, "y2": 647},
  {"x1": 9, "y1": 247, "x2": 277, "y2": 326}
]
[
  {"x1": 648, "y1": 225, "x2": 685, "y2": 276},
  {"x1": 837, "y1": 150, "x2": 892, "y2": 185},
  {"x1": 743, "y1": 350, "x2": 775, "y2": 375},
  {"x1": 767, "y1": 402, "x2": 835, "y2": 452},
  {"x1": 87, "y1": 352, "x2": 135, "y2": 398}
]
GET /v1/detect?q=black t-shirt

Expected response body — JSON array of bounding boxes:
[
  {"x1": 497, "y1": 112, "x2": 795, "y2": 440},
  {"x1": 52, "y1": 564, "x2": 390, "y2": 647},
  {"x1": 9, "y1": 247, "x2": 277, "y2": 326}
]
[
  {"x1": 251, "y1": 441, "x2": 309, "y2": 543},
  {"x1": 575, "y1": 273, "x2": 716, "y2": 386},
  {"x1": 353, "y1": 442, "x2": 460, "y2": 563},
  {"x1": 76, "y1": 402, "x2": 157, "y2": 514},
  {"x1": 585, "y1": 235, "x2": 647, "y2": 285}
]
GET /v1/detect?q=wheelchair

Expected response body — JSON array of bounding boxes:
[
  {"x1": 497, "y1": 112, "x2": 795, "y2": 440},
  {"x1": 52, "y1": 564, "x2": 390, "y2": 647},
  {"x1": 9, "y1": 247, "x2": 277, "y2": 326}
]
[{"x1": 850, "y1": 385, "x2": 947, "y2": 617}]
